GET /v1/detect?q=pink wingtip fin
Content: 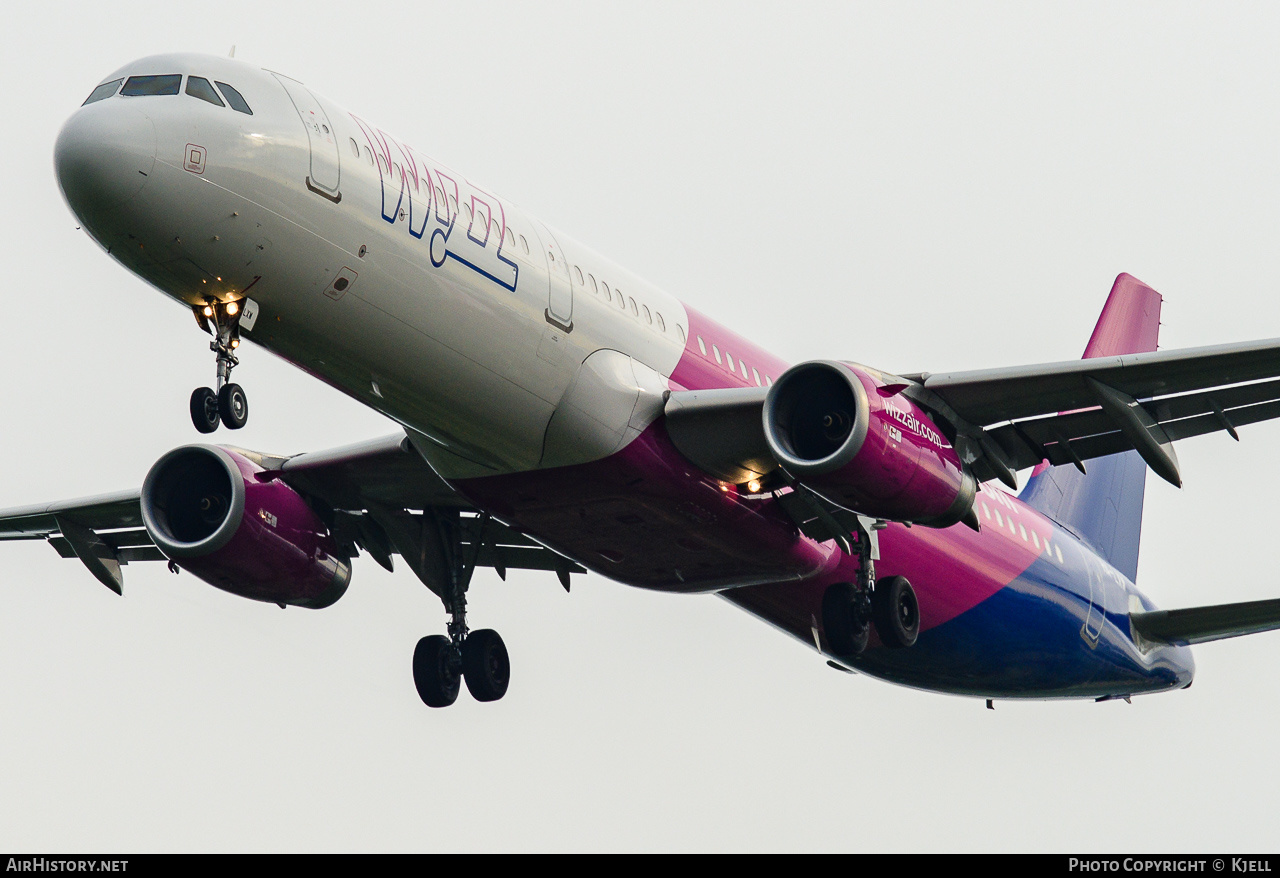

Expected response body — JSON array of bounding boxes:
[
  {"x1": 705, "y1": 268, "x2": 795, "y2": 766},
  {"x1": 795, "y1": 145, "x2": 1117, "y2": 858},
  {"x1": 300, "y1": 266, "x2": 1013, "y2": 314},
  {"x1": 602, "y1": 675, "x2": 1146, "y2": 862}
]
[
  {"x1": 1028, "y1": 274, "x2": 1164, "y2": 479},
  {"x1": 1082, "y1": 272, "x2": 1163, "y2": 360}
]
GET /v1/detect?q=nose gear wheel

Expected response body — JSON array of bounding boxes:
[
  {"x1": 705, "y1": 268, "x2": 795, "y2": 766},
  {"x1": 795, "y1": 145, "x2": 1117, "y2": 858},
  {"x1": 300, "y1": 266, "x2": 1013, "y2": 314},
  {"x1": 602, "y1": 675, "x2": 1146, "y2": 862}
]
[
  {"x1": 189, "y1": 387, "x2": 220, "y2": 434},
  {"x1": 188, "y1": 299, "x2": 249, "y2": 433}
]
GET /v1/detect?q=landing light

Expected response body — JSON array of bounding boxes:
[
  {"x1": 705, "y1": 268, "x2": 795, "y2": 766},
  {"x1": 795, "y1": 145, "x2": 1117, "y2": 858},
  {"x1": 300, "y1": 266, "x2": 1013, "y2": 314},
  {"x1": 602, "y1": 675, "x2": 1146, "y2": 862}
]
[
  {"x1": 747, "y1": 479, "x2": 762, "y2": 494},
  {"x1": 202, "y1": 306, "x2": 214, "y2": 318},
  {"x1": 230, "y1": 339, "x2": 240, "y2": 349},
  {"x1": 226, "y1": 301, "x2": 239, "y2": 316}
]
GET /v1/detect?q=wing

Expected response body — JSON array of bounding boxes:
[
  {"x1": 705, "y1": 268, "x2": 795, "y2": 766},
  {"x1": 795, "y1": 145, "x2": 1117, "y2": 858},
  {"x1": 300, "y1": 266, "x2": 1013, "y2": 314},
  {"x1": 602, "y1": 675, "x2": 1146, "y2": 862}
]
[
  {"x1": 904, "y1": 337, "x2": 1280, "y2": 487},
  {"x1": 0, "y1": 433, "x2": 583, "y2": 594},
  {"x1": 664, "y1": 338, "x2": 1280, "y2": 493}
]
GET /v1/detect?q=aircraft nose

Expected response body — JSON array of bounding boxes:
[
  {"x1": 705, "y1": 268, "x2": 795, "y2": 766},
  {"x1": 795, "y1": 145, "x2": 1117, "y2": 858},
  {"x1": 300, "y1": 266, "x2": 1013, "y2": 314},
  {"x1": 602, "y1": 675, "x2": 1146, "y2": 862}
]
[{"x1": 54, "y1": 103, "x2": 157, "y2": 219}]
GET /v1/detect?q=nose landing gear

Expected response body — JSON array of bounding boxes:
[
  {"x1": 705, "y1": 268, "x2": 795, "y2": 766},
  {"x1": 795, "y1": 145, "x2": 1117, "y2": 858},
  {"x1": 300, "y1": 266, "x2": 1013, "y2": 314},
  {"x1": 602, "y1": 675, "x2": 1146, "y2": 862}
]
[{"x1": 190, "y1": 299, "x2": 248, "y2": 433}]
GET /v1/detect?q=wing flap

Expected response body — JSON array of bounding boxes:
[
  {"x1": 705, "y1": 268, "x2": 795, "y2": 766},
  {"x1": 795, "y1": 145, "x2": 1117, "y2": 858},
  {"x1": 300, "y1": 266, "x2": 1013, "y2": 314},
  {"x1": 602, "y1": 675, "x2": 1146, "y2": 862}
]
[{"x1": 981, "y1": 378, "x2": 1280, "y2": 476}]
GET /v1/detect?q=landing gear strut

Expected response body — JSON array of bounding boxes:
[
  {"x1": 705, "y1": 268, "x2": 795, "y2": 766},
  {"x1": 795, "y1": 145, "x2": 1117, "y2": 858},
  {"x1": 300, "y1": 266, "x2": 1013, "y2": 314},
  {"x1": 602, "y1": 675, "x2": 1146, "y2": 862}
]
[
  {"x1": 375, "y1": 508, "x2": 511, "y2": 708},
  {"x1": 190, "y1": 299, "x2": 248, "y2": 433},
  {"x1": 819, "y1": 516, "x2": 920, "y2": 655},
  {"x1": 821, "y1": 516, "x2": 879, "y2": 658}
]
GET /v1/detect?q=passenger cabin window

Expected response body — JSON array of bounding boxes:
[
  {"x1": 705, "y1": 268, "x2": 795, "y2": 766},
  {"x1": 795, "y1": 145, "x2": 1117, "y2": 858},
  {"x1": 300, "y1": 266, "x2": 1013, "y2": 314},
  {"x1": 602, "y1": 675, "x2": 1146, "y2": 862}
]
[
  {"x1": 185, "y1": 76, "x2": 225, "y2": 107},
  {"x1": 83, "y1": 78, "x2": 123, "y2": 105},
  {"x1": 349, "y1": 138, "x2": 360, "y2": 158},
  {"x1": 656, "y1": 312, "x2": 666, "y2": 332},
  {"x1": 122, "y1": 74, "x2": 181, "y2": 96},
  {"x1": 697, "y1": 336, "x2": 707, "y2": 355},
  {"x1": 214, "y1": 81, "x2": 253, "y2": 115}
]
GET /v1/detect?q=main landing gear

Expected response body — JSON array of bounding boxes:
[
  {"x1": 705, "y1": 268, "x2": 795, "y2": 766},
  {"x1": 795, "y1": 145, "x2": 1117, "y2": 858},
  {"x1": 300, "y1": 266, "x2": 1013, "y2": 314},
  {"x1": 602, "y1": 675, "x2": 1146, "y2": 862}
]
[
  {"x1": 367, "y1": 508, "x2": 512, "y2": 708},
  {"x1": 190, "y1": 299, "x2": 248, "y2": 433},
  {"x1": 413, "y1": 627, "x2": 510, "y2": 707},
  {"x1": 821, "y1": 519, "x2": 920, "y2": 658}
]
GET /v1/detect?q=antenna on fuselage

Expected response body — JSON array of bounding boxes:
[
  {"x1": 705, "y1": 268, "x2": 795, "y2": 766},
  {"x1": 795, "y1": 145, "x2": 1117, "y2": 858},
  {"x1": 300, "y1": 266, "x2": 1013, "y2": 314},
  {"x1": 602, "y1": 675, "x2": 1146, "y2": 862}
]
[{"x1": 228, "y1": 45, "x2": 236, "y2": 58}]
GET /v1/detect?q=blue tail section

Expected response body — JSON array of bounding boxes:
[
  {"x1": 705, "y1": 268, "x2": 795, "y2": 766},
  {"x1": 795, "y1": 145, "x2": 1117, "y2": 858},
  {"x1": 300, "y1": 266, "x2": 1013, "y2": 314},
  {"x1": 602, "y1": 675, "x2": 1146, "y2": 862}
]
[{"x1": 1019, "y1": 273, "x2": 1163, "y2": 583}]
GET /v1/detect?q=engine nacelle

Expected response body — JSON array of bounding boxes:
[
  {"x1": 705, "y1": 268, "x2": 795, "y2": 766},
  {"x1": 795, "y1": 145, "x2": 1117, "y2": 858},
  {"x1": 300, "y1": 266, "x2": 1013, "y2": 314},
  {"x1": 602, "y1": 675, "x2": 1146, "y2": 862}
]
[
  {"x1": 763, "y1": 361, "x2": 976, "y2": 527},
  {"x1": 141, "y1": 445, "x2": 352, "y2": 608}
]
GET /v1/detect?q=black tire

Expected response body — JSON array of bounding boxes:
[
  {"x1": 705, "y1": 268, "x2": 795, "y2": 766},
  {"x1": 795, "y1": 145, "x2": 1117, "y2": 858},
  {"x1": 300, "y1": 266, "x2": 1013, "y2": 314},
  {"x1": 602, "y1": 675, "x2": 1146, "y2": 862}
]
[
  {"x1": 412, "y1": 635, "x2": 460, "y2": 707},
  {"x1": 821, "y1": 581, "x2": 869, "y2": 656},
  {"x1": 462, "y1": 628, "x2": 510, "y2": 702},
  {"x1": 873, "y1": 575, "x2": 920, "y2": 648},
  {"x1": 218, "y1": 383, "x2": 249, "y2": 430},
  {"x1": 189, "y1": 387, "x2": 220, "y2": 434}
]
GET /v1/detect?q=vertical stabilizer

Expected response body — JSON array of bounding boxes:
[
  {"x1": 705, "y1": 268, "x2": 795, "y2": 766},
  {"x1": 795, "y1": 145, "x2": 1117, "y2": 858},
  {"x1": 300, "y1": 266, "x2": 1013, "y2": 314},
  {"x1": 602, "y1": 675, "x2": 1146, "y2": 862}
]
[{"x1": 1019, "y1": 273, "x2": 1163, "y2": 582}]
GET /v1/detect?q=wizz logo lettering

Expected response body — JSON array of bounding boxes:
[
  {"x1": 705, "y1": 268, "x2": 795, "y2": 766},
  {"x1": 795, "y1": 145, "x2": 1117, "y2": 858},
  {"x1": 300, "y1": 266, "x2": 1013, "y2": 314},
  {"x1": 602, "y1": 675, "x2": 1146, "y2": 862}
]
[{"x1": 352, "y1": 116, "x2": 519, "y2": 292}]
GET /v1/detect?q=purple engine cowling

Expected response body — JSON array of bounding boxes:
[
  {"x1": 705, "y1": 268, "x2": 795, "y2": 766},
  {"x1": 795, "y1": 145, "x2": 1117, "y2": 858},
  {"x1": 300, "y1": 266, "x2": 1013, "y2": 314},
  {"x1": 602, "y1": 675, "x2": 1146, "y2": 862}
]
[
  {"x1": 763, "y1": 361, "x2": 976, "y2": 528},
  {"x1": 140, "y1": 445, "x2": 352, "y2": 608}
]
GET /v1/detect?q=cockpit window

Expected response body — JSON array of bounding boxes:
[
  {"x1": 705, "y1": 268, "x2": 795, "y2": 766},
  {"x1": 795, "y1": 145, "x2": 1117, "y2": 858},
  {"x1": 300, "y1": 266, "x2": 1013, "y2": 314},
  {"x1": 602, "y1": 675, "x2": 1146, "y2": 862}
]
[
  {"x1": 82, "y1": 78, "x2": 124, "y2": 106},
  {"x1": 185, "y1": 76, "x2": 225, "y2": 107},
  {"x1": 121, "y1": 75, "x2": 182, "y2": 96},
  {"x1": 214, "y1": 82, "x2": 253, "y2": 115}
]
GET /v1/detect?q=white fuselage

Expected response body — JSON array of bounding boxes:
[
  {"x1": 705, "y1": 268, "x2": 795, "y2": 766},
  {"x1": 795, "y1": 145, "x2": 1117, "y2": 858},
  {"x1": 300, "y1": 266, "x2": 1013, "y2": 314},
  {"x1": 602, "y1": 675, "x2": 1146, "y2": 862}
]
[{"x1": 57, "y1": 52, "x2": 689, "y2": 479}]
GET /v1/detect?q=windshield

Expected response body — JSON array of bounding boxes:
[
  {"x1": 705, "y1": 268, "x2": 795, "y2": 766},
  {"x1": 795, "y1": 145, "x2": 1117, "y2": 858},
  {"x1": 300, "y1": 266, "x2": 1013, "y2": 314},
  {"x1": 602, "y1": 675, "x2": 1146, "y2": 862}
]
[
  {"x1": 121, "y1": 75, "x2": 182, "y2": 97},
  {"x1": 82, "y1": 78, "x2": 124, "y2": 106}
]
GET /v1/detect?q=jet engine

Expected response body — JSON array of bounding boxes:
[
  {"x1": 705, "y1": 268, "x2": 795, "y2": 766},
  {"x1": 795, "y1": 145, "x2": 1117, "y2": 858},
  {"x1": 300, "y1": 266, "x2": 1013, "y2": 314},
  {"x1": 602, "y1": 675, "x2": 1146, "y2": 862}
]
[
  {"x1": 763, "y1": 361, "x2": 976, "y2": 527},
  {"x1": 140, "y1": 445, "x2": 351, "y2": 607}
]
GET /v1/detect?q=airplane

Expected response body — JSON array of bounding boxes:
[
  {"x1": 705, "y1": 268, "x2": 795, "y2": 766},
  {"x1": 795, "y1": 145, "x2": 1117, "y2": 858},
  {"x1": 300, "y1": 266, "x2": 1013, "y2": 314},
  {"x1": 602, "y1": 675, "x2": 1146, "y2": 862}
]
[{"x1": 7, "y1": 51, "x2": 1280, "y2": 709}]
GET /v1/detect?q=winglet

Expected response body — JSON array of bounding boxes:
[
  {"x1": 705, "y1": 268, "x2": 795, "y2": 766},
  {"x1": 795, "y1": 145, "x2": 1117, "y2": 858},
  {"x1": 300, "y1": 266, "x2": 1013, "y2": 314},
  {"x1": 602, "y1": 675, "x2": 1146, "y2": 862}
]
[{"x1": 1084, "y1": 273, "x2": 1163, "y2": 358}]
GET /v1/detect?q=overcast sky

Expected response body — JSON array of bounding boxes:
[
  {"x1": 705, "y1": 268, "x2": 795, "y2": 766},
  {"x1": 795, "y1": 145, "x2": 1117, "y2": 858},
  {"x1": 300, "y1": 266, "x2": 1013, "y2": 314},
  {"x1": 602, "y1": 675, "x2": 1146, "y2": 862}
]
[{"x1": 3, "y1": 1, "x2": 1280, "y2": 852}]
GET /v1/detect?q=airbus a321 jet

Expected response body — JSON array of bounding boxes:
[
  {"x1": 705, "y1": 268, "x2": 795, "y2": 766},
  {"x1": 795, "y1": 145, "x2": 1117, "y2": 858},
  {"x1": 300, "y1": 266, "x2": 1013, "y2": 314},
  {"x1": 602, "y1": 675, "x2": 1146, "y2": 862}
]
[{"x1": 8, "y1": 52, "x2": 1280, "y2": 708}]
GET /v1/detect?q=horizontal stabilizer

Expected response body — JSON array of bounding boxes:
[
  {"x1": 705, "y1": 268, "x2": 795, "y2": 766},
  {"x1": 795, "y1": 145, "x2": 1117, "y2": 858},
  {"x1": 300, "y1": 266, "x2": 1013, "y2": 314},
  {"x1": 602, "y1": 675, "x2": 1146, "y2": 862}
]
[{"x1": 1131, "y1": 598, "x2": 1280, "y2": 646}]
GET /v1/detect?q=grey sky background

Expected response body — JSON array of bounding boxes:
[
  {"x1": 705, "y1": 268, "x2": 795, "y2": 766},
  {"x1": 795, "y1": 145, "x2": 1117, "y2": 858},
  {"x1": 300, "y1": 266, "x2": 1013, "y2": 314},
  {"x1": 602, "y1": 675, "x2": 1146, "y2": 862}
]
[{"x1": 3, "y1": 1, "x2": 1280, "y2": 852}]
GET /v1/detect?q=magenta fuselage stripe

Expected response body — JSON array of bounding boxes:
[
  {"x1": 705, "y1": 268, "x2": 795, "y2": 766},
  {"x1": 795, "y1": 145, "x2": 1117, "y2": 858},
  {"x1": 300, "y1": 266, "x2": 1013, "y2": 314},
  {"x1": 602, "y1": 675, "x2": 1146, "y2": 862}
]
[{"x1": 455, "y1": 297, "x2": 1062, "y2": 641}]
